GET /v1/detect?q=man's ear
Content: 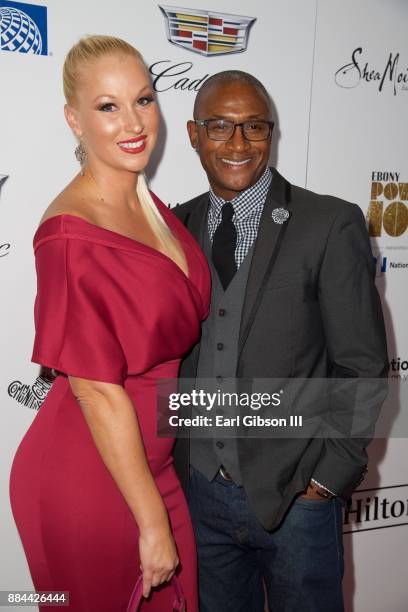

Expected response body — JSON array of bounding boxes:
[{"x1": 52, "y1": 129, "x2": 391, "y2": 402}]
[
  {"x1": 187, "y1": 120, "x2": 199, "y2": 150},
  {"x1": 64, "y1": 104, "x2": 82, "y2": 139}
]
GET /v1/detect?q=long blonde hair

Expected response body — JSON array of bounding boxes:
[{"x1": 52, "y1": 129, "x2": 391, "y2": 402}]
[{"x1": 63, "y1": 35, "x2": 173, "y2": 247}]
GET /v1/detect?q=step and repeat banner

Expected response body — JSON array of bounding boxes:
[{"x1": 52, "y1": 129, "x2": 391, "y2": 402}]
[
  {"x1": 0, "y1": 0, "x2": 406, "y2": 610},
  {"x1": 306, "y1": 3, "x2": 407, "y2": 610}
]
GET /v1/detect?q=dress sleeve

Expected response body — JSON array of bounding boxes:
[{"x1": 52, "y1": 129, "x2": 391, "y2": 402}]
[{"x1": 32, "y1": 237, "x2": 127, "y2": 384}]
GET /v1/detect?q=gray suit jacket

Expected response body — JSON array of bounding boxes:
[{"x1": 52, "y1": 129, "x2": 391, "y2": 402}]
[{"x1": 173, "y1": 168, "x2": 388, "y2": 531}]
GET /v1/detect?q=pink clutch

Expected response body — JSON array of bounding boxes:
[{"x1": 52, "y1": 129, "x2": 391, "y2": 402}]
[{"x1": 127, "y1": 575, "x2": 186, "y2": 611}]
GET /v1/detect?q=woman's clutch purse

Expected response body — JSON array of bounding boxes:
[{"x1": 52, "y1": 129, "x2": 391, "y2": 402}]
[{"x1": 127, "y1": 575, "x2": 186, "y2": 611}]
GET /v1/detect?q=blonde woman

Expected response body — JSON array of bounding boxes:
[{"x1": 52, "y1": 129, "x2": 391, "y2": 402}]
[{"x1": 9, "y1": 36, "x2": 210, "y2": 611}]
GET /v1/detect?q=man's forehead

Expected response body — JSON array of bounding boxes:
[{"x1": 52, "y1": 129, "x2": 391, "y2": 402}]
[{"x1": 196, "y1": 81, "x2": 270, "y2": 115}]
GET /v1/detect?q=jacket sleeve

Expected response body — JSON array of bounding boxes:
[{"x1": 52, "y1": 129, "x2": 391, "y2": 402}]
[{"x1": 312, "y1": 203, "x2": 388, "y2": 498}]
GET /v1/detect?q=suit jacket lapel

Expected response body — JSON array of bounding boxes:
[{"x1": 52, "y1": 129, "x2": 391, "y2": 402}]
[
  {"x1": 184, "y1": 193, "x2": 209, "y2": 248},
  {"x1": 179, "y1": 194, "x2": 209, "y2": 379},
  {"x1": 238, "y1": 169, "x2": 292, "y2": 358}
]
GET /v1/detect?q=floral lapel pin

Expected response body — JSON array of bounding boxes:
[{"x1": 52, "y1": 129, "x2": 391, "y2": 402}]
[{"x1": 271, "y1": 207, "x2": 290, "y2": 224}]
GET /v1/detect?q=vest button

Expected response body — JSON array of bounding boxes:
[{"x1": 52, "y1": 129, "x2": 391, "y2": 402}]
[
  {"x1": 216, "y1": 375, "x2": 223, "y2": 383},
  {"x1": 218, "y1": 308, "x2": 226, "y2": 316},
  {"x1": 216, "y1": 441, "x2": 224, "y2": 449},
  {"x1": 217, "y1": 342, "x2": 224, "y2": 351}
]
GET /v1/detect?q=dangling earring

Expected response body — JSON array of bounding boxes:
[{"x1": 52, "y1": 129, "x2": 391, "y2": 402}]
[{"x1": 74, "y1": 141, "x2": 87, "y2": 174}]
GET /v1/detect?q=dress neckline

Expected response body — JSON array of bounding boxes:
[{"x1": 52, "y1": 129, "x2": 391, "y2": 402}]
[{"x1": 34, "y1": 213, "x2": 191, "y2": 282}]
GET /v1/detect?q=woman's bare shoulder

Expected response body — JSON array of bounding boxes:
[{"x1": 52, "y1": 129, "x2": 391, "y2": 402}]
[{"x1": 39, "y1": 181, "x2": 95, "y2": 225}]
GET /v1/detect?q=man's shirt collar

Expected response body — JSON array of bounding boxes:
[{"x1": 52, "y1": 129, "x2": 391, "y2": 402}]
[{"x1": 209, "y1": 167, "x2": 272, "y2": 223}]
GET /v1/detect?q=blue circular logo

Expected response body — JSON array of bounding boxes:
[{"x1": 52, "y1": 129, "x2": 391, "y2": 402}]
[{"x1": 0, "y1": 6, "x2": 43, "y2": 54}]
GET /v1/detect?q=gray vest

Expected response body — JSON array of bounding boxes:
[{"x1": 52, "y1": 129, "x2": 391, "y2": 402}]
[{"x1": 190, "y1": 228, "x2": 254, "y2": 484}]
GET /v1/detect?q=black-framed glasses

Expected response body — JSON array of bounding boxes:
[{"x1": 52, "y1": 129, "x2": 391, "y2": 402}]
[{"x1": 195, "y1": 119, "x2": 273, "y2": 141}]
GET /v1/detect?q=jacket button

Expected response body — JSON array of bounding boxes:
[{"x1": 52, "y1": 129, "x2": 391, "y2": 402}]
[
  {"x1": 217, "y1": 342, "x2": 224, "y2": 351},
  {"x1": 218, "y1": 308, "x2": 226, "y2": 316},
  {"x1": 216, "y1": 441, "x2": 224, "y2": 449}
]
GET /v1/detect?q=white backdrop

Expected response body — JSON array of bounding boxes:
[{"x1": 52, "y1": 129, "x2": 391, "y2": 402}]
[{"x1": 0, "y1": 1, "x2": 407, "y2": 610}]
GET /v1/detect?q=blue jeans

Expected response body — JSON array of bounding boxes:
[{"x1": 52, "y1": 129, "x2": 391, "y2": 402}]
[{"x1": 188, "y1": 466, "x2": 344, "y2": 612}]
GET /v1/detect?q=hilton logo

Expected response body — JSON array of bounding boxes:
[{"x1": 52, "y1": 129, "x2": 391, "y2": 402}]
[
  {"x1": 344, "y1": 484, "x2": 408, "y2": 534},
  {"x1": 159, "y1": 4, "x2": 255, "y2": 56},
  {"x1": 0, "y1": 1, "x2": 48, "y2": 55}
]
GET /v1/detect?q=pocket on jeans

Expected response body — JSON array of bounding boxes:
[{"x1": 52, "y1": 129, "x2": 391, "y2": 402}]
[{"x1": 294, "y1": 496, "x2": 332, "y2": 509}]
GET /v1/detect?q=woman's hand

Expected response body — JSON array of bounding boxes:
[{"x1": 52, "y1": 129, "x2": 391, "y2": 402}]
[{"x1": 139, "y1": 524, "x2": 179, "y2": 598}]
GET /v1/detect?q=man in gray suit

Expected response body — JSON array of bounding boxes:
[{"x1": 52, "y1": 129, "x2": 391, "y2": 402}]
[{"x1": 173, "y1": 70, "x2": 388, "y2": 612}]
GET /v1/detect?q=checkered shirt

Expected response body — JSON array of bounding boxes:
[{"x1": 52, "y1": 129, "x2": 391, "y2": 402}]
[{"x1": 208, "y1": 168, "x2": 272, "y2": 268}]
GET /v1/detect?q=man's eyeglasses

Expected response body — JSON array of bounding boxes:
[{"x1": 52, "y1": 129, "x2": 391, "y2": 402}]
[{"x1": 194, "y1": 119, "x2": 273, "y2": 142}]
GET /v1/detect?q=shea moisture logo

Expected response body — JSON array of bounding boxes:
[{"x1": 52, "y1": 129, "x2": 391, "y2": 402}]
[
  {"x1": 335, "y1": 47, "x2": 408, "y2": 95},
  {"x1": 367, "y1": 171, "x2": 408, "y2": 238}
]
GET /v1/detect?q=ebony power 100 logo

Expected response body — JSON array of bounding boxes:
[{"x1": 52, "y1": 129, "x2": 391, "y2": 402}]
[
  {"x1": 367, "y1": 171, "x2": 408, "y2": 238},
  {"x1": 0, "y1": 1, "x2": 48, "y2": 55}
]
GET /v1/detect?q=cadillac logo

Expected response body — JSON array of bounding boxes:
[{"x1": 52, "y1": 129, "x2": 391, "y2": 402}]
[{"x1": 159, "y1": 4, "x2": 256, "y2": 57}]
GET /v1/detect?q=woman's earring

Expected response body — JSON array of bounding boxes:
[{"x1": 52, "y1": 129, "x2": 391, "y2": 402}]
[{"x1": 74, "y1": 141, "x2": 87, "y2": 174}]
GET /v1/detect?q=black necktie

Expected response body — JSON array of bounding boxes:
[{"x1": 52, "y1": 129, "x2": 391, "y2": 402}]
[{"x1": 212, "y1": 201, "x2": 237, "y2": 290}]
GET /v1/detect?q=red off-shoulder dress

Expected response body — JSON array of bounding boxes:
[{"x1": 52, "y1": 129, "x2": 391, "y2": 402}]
[{"x1": 9, "y1": 195, "x2": 210, "y2": 611}]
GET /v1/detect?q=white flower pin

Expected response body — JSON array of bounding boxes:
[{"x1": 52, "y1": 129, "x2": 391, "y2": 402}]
[{"x1": 271, "y1": 207, "x2": 290, "y2": 224}]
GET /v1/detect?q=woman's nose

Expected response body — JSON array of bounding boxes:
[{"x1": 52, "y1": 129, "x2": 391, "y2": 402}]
[{"x1": 123, "y1": 107, "x2": 144, "y2": 134}]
